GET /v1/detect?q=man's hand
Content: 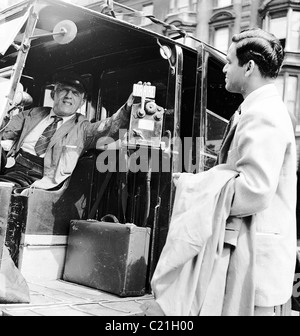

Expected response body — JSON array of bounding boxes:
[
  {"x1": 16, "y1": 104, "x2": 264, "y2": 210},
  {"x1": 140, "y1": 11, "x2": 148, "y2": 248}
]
[
  {"x1": 125, "y1": 81, "x2": 152, "y2": 112},
  {"x1": 125, "y1": 93, "x2": 134, "y2": 113}
]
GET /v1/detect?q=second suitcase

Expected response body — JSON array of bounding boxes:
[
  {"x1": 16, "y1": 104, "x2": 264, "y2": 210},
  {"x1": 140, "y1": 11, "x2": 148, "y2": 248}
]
[{"x1": 63, "y1": 220, "x2": 151, "y2": 297}]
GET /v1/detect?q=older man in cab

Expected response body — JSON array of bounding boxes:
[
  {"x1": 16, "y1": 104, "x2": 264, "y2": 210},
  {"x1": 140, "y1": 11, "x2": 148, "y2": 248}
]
[{"x1": 0, "y1": 71, "x2": 133, "y2": 191}]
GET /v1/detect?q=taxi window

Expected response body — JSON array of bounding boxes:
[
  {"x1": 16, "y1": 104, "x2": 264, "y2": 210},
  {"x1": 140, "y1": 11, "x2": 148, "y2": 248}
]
[{"x1": 204, "y1": 109, "x2": 228, "y2": 169}]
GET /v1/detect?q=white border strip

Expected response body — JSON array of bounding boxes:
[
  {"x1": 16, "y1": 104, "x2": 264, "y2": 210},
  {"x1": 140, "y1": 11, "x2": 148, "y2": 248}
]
[{"x1": 21, "y1": 234, "x2": 68, "y2": 246}]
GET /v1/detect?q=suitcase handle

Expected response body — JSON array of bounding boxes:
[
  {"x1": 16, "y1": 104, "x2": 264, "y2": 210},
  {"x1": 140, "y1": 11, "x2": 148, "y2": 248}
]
[{"x1": 100, "y1": 214, "x2": 119, "y2": 224}]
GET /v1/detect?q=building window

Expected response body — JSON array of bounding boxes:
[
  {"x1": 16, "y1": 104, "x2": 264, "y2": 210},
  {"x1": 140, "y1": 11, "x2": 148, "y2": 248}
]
[
  {"x1": 262, "y1": 2, "x2": 300, "y2": 52},
  {"x1": 170, "y1": 0, "x2": 175, "y2": 13},
  {"x1": 178, "y1": 0, "x2": 189, "y2": 12},
  {"x1": 263, "y1": 10, "x2": 300, "y2": 52},
  {"x1": 141, "y1": 3, "x2": 154, "y2": 26},
  {"x1": 169, "y1": 0, "x2": 196, "y2": 13},
  {"x1": 286, "y1": 75, "x2": 299, "y2": 123},
  {"x1": 191, "y1": 0, "x2": 197, "y2": 11},
  {"x1": 209, "y1": 11, "x2": 235, "y2": 53},
  {"x1": 277, "y1": 73, "x2": 299, "y2": 127},
  {"x1": 269, "y1": 15, "x2": 287, "y2": 50},
  {"x1": 215, "y1": 0, "x2": 232, "y2": 8},
  {"x1": 214, "y1": 26, "x2": 230, "y2": 53},
  {"x1": 290, "y1": 11, "x2": 300, "y2": 52}
]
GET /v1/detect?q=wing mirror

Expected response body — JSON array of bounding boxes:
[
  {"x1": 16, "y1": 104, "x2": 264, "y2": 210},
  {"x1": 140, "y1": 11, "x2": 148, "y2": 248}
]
[{"x1": 29, "y1": 20, "x2": 78, "y2": 45}]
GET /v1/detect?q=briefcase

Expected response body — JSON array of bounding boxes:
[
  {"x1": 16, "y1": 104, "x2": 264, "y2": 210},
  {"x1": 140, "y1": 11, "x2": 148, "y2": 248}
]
[{"x1": 63, "y1": 220, "x2": 151, "y2": 297}]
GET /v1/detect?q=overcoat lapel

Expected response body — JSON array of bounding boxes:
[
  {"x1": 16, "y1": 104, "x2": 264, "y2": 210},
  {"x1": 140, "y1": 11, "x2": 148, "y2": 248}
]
[
  {"x1": 217, "y1": 124, "x2": 238, "y2": 164},
  {"x1": 17, "y1": 107, "x2": 51, "y2": 150}
]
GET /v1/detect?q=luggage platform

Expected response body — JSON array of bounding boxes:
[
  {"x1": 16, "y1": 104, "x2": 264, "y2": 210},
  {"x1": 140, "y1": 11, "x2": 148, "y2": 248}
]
[
  {"x1": 1, "y1": 280, "x2": 299, "y2": 316},
  {"x1": 0, "y1": 280, "x2": 153, "y2": 316}
]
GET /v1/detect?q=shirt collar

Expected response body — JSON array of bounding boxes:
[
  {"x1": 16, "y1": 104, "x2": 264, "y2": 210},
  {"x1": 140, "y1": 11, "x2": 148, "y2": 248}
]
[
  {"x1": 49, "y1": 109, "x2": 76, "y2": 123},
  {"x1": 241, "y1": 84, "x2": 278, "y2": 113}
]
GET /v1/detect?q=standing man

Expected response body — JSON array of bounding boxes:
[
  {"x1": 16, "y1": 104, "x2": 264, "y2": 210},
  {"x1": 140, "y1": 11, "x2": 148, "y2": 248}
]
[
  {"x1": 219, "y1": 28, "x2": 297, "y2": 315},
  {"x1": 142, "y1": 28, "x2": 297, "y2": 317},
  {"x1": 0, "y1": 71, "x2": 133, "y2": 191}
]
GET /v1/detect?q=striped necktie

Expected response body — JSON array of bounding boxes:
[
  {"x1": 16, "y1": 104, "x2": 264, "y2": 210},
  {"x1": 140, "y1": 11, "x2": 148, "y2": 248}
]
[{"x1": 34, "y1": 116, "x2": 63, "y2": 157}]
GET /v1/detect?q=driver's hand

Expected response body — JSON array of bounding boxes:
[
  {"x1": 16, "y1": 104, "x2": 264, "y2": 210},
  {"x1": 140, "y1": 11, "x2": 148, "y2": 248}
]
[
  {"x1": 125, "y1": 93, "x2": 134, "y2": 112},
  {"x1": 125, "y1": 81, "x2": 152, "y2": 112}
]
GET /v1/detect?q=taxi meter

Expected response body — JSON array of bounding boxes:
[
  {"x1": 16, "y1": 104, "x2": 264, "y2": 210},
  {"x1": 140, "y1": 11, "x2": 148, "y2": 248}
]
[{"x1": 128, "y1": 83, "x2": 165, "y2": 149}]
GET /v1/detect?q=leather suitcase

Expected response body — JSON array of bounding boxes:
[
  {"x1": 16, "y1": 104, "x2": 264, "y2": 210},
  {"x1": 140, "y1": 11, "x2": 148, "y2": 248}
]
[{"x1": 63, "y1": 220, "x2": 151, "y2": 297}]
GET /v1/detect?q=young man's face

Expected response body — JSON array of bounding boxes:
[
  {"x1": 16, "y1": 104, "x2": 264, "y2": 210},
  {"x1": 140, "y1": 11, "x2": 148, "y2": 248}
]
[
  {"x1": 223, "y1": 43, "x2": 246, "y2": 95},
  {"x1": 52, "y1": 84, "x2": 85, "y2": 117}
]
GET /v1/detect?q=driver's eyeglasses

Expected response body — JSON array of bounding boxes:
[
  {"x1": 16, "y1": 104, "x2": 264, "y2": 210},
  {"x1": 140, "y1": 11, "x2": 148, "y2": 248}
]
[{"x1": 55, "y1": 85, "x2": 82, "y2": 98}]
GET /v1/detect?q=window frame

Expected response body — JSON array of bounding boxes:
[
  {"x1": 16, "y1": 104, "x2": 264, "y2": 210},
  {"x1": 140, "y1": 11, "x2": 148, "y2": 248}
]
[
  {"x1": 169, "y1": 0, "x2": 197, "y2": 14},
  {"x1": 285, "y1": 72, "x2": 300, "y2": 133},
  {"x1": 209, "y1": 10, "x2": 235, "y2": 53},
  {"x1": 288, "y1": 10, "x2": 300, "y2": 52},
  {"x1": 213, "y1": 25, "x2": 230, "y2": 53},
  {"x1": 214, "y1": 0, "x2": 233, "y2": 9},
  {"x1": 263, "y1": 10, "x2": 288, "y2": 50},
  {"x1": 277, "y1": 71, "x2": 300, "y2": 134}
]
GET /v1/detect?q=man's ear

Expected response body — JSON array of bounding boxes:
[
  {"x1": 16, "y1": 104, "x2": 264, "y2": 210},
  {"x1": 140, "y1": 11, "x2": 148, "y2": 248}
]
[
  {"x1": 80, "y1": 97, "x2": 86, "y2": 108},
  {"x1": 245, "y1": 60, "x2": 255, "y2": 77}
]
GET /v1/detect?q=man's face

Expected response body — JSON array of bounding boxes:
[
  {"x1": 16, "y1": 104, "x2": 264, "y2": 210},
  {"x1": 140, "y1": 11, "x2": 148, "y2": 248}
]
[
  {"x1": 52, "y1": 84, "x2": 85, "y2": 117},
  {"x1": 223, "y1": 43, "x2": 246, "y2": 94}
]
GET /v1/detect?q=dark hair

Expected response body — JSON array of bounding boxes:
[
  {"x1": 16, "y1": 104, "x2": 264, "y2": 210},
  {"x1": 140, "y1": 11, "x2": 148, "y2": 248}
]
[{"x1": 232, "y1": 28, "x2": 284, "y2": 79}]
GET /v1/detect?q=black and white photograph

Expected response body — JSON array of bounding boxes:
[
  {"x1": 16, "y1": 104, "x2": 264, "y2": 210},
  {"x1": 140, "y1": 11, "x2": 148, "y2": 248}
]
[{"x1": 0, "y1": 0, "x2": 299, "y2": 319}]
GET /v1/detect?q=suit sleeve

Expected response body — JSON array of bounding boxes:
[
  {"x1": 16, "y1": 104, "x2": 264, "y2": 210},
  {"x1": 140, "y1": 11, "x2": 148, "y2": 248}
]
[
  {"x1": 230, "y1": 107, "x2": 287, "y2": 217},
  {"x1": 2, "y1": 109, "x2": 29, "y2": 140},
  {"x1": 83, "y1": 104, "x2": 130, "y2": 149}
]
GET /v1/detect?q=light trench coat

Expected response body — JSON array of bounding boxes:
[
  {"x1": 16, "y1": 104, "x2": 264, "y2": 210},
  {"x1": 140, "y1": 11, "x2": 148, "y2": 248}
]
[
  {"x1": 151, "y1": 84, "x2": 297, "y2": 315},
  {"x1": 219, "y1": 84, "x2": 297, "y2": 307}
]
